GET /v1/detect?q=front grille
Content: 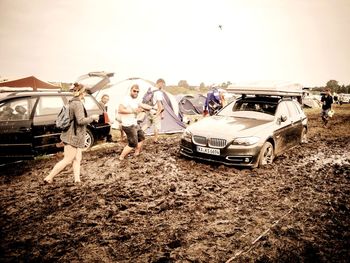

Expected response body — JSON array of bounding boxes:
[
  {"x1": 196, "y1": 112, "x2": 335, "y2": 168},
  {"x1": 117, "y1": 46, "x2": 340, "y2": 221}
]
[
  {"x1": 193, "y1": 135, "x2": 207, "y2": 146},
  {"x1": 208, "y1": 138, "x2": 227, "y2": 148}
]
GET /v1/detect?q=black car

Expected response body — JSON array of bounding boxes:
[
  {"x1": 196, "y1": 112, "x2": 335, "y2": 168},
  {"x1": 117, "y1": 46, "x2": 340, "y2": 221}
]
[{"x1": 0, "y1": 91, "x2": 110, "y2": 162}]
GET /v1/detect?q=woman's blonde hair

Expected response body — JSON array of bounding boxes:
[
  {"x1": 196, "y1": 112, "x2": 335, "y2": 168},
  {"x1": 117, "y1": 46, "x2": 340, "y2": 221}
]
[{"x1": 72, "y1": 82, "x2": 86, "y2": 97}]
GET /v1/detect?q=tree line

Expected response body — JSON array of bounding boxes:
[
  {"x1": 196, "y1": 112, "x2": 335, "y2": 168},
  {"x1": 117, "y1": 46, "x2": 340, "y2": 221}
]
[
  {"x1": 311, "y1": 80, "x2": 350, "y2": 94},
  {"x1": 177, "y1": 79, "x2": 350, "y2": 94}
]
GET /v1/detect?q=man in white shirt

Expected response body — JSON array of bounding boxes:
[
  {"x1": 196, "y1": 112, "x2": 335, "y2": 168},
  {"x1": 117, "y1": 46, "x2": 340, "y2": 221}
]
[{"x1": 118, "y1": 84, "x2": 151, "y2": 160}]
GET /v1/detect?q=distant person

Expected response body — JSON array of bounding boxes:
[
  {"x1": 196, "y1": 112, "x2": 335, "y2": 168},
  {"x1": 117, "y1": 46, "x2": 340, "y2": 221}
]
[
  {"x1": 204, "y1": 86, "x2": 224, "y2": 116},
  {"x1": 99, "y1": 94, "x2": 110, "y2": 111},
  {"x1": 320, "y1": 88, "x2": 333, "y2": 128},
  {"x1": 333, "y1": 94, "x2": 338, "y2": 104},
  {"x1": 99, "y1": 94, "x2": 114, "y2": 142},
  {"x1": 142, "y1": 78, "x2": 165, "y2": 143},
  {"x1": 13, "y1": 105, "x2": 27, "y2": 120},
  {"x1": 44, "y1": 83, "x2": 99, "y2": 184},
  {"x1": 0, "y1": 106, "x2": 15, "y2": 120},
  {"x1": 118, "y1": 84, "x2": 151, "y2": 160}
]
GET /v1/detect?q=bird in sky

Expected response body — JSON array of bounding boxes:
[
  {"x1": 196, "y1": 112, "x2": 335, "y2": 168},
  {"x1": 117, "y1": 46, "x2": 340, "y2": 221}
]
[{"x1": 218, "y1": 25, "x2": 223, "y2": 30}]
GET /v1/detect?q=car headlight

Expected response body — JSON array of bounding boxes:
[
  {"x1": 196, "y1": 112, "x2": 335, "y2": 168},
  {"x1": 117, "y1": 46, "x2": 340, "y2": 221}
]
[
  {"x1": 232, "y1": 136, "x2": 260, "y2": 146},
  {"x1": 181, "y1": 129, "x2": 192, "y2": 142}
]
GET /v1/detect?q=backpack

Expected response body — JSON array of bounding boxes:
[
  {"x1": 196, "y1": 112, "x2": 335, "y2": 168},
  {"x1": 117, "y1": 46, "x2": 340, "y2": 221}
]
[
  {"x1": 142, "y1": 87, "x2": 155, "y2": 106},
  {"x1": 56, "y1": 103, "x2": 72, "y2": 131}
]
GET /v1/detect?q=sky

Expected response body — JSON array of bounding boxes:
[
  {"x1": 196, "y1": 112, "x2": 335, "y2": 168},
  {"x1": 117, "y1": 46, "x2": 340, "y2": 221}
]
[{"x1": 0, "y1": 0, "x2": 349, "y2": 87}]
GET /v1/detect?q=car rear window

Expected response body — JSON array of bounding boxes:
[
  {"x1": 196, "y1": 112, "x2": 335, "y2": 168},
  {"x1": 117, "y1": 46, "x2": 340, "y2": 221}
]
[
  {"x1": 232, "y1": 100, "x2": 277, "y2": 115},
  {"x1": 84, "y1": 96, "x2": 101, "y2": 111}
]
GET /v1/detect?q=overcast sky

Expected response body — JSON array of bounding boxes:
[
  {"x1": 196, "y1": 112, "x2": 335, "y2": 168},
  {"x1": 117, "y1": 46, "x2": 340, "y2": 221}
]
[{"x1": 0, "y1": 0, "x2": 349, "y2": 87}]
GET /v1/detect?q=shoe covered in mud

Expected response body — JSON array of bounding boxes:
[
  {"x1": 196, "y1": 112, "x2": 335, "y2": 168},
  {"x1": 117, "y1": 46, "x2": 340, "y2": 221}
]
[{"x1": 43, "y1": 178, "x2": 53, "y2": 184}]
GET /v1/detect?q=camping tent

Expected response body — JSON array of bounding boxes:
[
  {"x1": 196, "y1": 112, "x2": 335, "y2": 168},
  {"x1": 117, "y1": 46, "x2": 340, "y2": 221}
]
[
  {"x1": 177, "y1": 94, "x2": 206, "y2": 116},
  {"x1": 81, "y1": 77, "x2": 186, "y2": 134},
  {"x1": 0, "y1": 76, "x2": 60, "y2": 90},
  {"x1": 178, "y1": 95, "x2": 198, "y2": 116},
  {"x1": 188, "y1": 94, "x2": 206, "y2": 114},
  {"x1": 302, "y1": 96, "x2": 321, "y2": 108}
]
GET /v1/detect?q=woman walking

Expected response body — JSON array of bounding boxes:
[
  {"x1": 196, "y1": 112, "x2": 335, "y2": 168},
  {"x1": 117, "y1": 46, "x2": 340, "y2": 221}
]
[{"x1": 44, "y1": 83, "x2": 99, "y2": 184}]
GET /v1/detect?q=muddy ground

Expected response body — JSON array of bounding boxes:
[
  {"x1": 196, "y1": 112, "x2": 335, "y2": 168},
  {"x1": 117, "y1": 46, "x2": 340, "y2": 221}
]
[{"x1": 1, "y1": 105, "x2": 349, "y2": 263}]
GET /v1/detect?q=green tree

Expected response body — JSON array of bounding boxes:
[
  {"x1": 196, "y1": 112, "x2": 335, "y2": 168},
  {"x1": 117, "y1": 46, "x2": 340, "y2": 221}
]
[
  {"x1": 326, "y1": 80, "x2": 339, "y2": 93},
  {"x1": 345, "y1": 84, "x2": 350, "y2": 94},
  {"x1": 339, "y1": 85, "x2": 346, "y2": 94},
  {"x1": 178, "y1": 80, "x2": 189, "y2": 88},
  {"x1": 221, "y1": 81, "x2": 232, "y2": 88}
]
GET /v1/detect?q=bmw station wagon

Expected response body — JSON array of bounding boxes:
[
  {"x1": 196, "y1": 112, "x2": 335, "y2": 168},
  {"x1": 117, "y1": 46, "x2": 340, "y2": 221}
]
[
  {"x1": 0, "y1": 91, "x2": 110, "y2": 162},
  {"x1": 180, "y1": 84, "x2": 308, "y2": 168}
]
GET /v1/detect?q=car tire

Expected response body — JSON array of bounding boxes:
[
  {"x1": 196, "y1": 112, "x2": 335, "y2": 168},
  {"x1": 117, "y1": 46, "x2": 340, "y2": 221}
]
[
  {"x1": 300, "y1": 127, "x2": 308, "y2": 144},
  {"x1": 83, "y1": 129, "x2": 95, "y2": 150},
  {"x1": 258, "y1": 141, "x2": 274, "y2": 166}
]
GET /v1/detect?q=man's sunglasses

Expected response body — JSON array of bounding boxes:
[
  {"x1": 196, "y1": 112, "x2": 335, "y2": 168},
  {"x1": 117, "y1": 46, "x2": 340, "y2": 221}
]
[{"x1": 132, "y1": 90, "x2": 139, "y2": 93}]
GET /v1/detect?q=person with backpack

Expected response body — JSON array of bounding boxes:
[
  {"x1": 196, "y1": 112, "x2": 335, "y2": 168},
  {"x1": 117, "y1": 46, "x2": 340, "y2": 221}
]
[
  {"x1": 141, "y1": 78, "x2": 165, "y2": 143},
  {"x1": 44, "y1": 83, "x2": 99, "y2": 184},
  {"x1": 203, "y1": 86, "x2": 224, "y2": 116}
]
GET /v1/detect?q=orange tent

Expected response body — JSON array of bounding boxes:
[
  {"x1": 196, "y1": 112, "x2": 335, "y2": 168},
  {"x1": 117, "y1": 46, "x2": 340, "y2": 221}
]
[{"x1": 0, "y1": 76, "x2": 60, "y2": 90}]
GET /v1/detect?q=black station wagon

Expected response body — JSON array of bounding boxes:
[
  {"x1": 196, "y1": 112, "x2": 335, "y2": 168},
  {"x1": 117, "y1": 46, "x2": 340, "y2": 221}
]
[{"x1": 0, "y1": 91, "x2": 110, "y2": 162}]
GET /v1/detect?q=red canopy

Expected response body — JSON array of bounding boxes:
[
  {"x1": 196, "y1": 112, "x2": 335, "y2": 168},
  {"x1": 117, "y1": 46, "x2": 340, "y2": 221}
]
[{"x1": 0, "y1": 76, "x2": 60, "y2": 91}]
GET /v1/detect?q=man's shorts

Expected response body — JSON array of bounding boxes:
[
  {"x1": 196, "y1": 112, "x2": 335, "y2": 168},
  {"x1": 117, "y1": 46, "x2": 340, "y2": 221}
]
[
  {"x1": 122, "y1": 125, "x2": 145, "y2": 148},
  {"x1": 321, "y1": 109, "x2": 330, "y2": 118}
]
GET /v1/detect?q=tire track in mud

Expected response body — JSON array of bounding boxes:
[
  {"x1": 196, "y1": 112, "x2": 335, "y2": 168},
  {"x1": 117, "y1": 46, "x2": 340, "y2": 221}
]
[{"x1": 239, "y1": 134, "x2": 350, "y2": 262}]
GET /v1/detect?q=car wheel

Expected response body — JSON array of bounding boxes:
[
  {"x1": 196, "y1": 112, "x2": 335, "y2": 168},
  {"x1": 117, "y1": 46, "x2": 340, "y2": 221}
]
[
  {"x1": 258, "y1": 141, "x2": 274, "y2": 166},
  {"x1": 83, "y1": 129, "x2": 95, "y2": 150},
  {"x1": 300, "y1": 127, "x2": 308, "y2": 143}
]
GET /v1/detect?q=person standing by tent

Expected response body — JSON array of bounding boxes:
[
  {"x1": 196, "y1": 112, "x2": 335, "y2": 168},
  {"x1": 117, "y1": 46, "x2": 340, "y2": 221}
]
[
  {"x1": 118, "y1": 84, "x2": 151, "y2": 160},
  {"x1": 203, "y1": 86, "x2": 224, "y2": 116},
  {"x1": 320, "y1": 88, "x2": 333, "y2": 128},
  {"x1": 99, "y1": 94, "x2": 114, "y2": 142},
  {"x1": 44, "y1": 83, "x2": 99, "y2": 184},
  {"x1": 141, "y1": 78, "x2": 165, "y2": 143}
]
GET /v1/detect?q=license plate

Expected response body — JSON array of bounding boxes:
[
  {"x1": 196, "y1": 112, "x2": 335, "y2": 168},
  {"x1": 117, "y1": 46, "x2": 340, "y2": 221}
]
[{"x1": 197, "y1": 146, "x2": 220, "y2": 156}]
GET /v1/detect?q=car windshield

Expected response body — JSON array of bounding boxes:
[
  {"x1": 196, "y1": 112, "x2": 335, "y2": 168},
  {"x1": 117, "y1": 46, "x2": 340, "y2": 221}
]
[{"x1": 217, "y1": 97, "x2": 278, "y2": 119}]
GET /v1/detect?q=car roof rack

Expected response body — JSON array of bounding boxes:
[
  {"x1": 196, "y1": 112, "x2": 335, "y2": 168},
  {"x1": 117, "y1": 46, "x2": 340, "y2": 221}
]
[
  {"x1": 0, "y1": 87, "x2": 61, "y2": 93},
  {"x1": 227, "y1": 81, "x2": 303, "y2": 97}
]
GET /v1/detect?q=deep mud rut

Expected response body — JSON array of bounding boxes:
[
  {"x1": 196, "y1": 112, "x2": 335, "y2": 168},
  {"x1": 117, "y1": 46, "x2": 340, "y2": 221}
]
[{"x1": 1, "y1": 105, "x2": 349, "y2": 263}]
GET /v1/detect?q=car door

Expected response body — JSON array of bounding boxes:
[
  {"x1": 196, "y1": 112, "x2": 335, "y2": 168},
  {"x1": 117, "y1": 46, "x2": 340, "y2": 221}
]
[
  {"x1": 31, "y1": 94, "x2": 66, "y2": 155},
  {"x1": 273, "y1": 101, "x2": 294, "y2": 155},
  {"x1": 0, "y1": 97, "x2": 36, "y2": 159},
  {"x1": 286, "y1": 101, "x2": 303, "y2": 147},
  {"x1": 84, "y1": 95, "x2": 109, "y2": 124}
]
